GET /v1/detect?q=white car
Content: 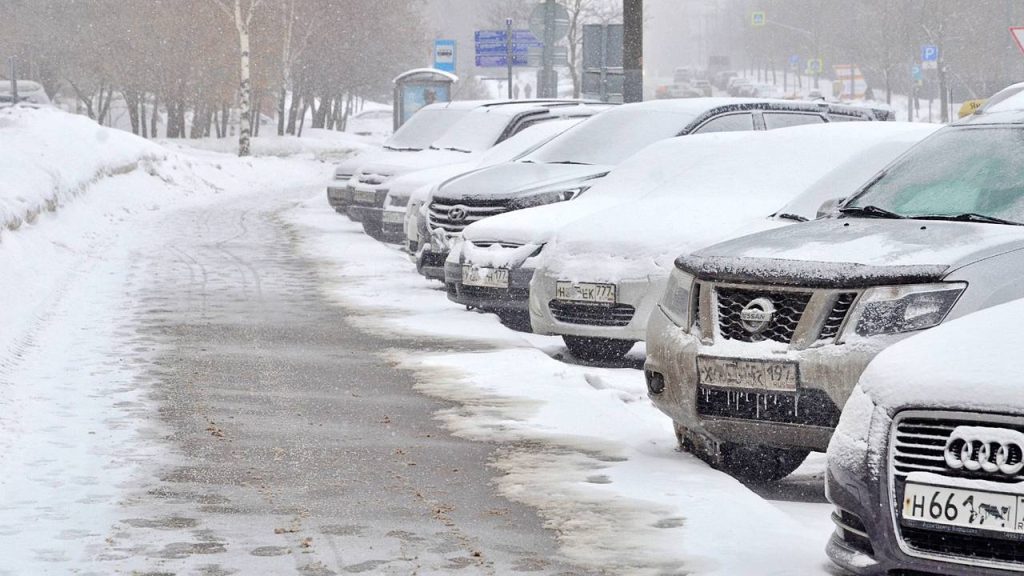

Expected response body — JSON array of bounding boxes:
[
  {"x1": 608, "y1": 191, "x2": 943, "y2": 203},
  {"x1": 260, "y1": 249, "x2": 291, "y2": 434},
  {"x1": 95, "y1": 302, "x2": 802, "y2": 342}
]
[
  {"x1": 381, "y1": 117, "x2": 589, "y2": 251},
  {"x1": 345, "y1": 107, "x2": 393, "y2": 139},
  {"x1": 529, "y1": 122, "x2": 939, "y2": 360},
  {"x1": 826, "y1": 298, "x2": 1024, "y2": 575},
  {"x1": 349, "y1": 100, "x2": 608, "y2": 239}
]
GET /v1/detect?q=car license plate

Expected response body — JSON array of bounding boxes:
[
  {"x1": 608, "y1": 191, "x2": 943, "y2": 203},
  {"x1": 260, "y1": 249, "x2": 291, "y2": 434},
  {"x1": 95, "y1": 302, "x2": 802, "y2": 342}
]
[
  {"x1": 696, "y1": 356, "x2": 798, "y2": 391},
  {"x1": 383, "y1": 211, "x2": 404, "y2": 224},
  {"x1": 462, "y1": 266, "x2": 509, "y2": 289},
  {"x1": 902, "y1": 481, "x2": 1024, "y2": 536},
  {"x1": 354, "y1": 190, "x2": 376, "y2": 204},
  {"x1": 555, "y1": 282, "x2": 616, "y2": 304}
]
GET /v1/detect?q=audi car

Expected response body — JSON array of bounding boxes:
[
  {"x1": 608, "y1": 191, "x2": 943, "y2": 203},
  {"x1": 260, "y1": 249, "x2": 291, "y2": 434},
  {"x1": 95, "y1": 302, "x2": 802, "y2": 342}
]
[
  {"x1": 826, "y1": 298, "x2": 1024, "y2": 575},
  {"x1": 644, "y1": 102, "x2": 1024, "y2": 483}
]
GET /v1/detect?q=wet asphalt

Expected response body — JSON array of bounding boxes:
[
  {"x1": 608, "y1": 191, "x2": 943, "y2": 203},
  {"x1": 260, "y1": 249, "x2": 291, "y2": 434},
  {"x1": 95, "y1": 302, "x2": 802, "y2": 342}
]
[{"x1": 127, "y1": 196, "x2": 595, "y2": 575}]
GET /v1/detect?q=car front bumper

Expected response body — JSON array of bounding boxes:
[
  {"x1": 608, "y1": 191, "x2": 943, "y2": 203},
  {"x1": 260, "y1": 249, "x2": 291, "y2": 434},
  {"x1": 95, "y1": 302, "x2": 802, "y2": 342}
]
[
  {"x1": 444, "y1": 261, "x2": 533, "y2": 312},
  {"x1": 643, "y1": 306, "x2": 898, "y2": 453},
  {"x1": 529, "y1": 269, "x2": 665, "y2": 342}
]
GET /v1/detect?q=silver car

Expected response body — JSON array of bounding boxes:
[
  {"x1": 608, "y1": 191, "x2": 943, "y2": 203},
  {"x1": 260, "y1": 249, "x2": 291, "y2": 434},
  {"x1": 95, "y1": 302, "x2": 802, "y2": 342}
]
[
  {"x1": 644, "y1": 106, "x2": 1024, "y2": 483},
  {"x1": 827, "y1": 299, "x2": 1024, "y2": 575}
]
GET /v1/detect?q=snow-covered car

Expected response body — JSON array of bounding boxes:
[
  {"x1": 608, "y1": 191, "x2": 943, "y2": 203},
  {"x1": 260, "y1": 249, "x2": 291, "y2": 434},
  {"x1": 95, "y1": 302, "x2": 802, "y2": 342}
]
[
  {"x1": 443, "y1": 102, "x2": 892, "y2": 318},
  {"x1": 344, "y1": 107, "x2": 393, "y2": 139},
  {"x1": 528, "y1": 122, "x2": 938, "y2": 361},
  {"x1": 826, "y1": 299, "x2": 1024, "y2": 575},
  {"x1": 382, "y1": 117, "x2": 588, "y2": 248},
  {"x1": 0, "y1": 80, "x2": 50, "y2": 106},
  {"x1": 349, "y1": 100, "x2": 609, "y2": 238},
  {"x1": 326, "y1": 100, "x2": 482, "y2": 215},
  {"x1": 644, "y1": 105, "x2": 1024, "y2": 484},
  {"x1": 423, "y1": 98, "x2": 873, "y2": 282}
]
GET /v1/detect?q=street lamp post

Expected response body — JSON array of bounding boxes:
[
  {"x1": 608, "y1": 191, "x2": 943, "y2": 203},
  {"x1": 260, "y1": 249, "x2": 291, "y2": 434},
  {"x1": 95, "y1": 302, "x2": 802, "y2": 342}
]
[{"x1": 623, "y1": 0, "x2": 643, "y2": 102}]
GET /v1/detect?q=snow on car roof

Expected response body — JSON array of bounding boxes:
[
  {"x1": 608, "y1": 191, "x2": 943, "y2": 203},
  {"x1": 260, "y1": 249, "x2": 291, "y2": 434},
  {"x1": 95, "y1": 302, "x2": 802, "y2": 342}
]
[{"x1": 541, "y1": 122, "x2": 937, "y2": 281}]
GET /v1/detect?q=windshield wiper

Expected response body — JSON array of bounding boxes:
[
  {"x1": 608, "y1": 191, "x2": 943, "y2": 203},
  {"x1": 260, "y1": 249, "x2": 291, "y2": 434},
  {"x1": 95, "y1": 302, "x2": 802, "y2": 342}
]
[
  {"x1": 913, "y1": 213, "x2": 1024, "y2": 226},
  {"x1": 839, "y1": 205, "x2": 906, "y2": 219},
  {"x1": 384, "y1": 145, "x2": 419, "y2": 152},
  {"x1": 548, "y1": 160, "x2": 591, "y2": 166},
  {"x1": 443, "y1": 146, "x2": 473, "y2": 153},
  {"x1": 775, "y1": 212, "x2": 808, "y2": 222}
]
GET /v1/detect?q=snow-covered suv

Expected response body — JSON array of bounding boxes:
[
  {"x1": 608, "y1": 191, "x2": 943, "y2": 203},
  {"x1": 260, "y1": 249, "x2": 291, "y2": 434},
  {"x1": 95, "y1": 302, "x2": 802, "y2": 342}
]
[
  {"x1": 644, "y1": 107, "x2": 1024, "y2": 483},
  {"x1": 827, "y1": 299, "x2": 1024, "y2": 575}
]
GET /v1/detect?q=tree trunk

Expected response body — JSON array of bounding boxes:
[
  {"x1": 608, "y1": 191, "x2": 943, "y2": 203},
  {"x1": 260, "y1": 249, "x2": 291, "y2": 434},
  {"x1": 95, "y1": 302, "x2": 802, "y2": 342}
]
[
  {"x1": 277, "y1": 86, "x2": 287, "y2": 136},
  {"x1": 221, "y1": 103, "x2": 229, "y2": 138},
  {"x1": 286, "y1": 82, "x2": 301, "y2": 135},
  {"x1": 150, "y1": 94, "x2": 160, "y2": 138},
  {"x1": 124, "y1": 90, "x2": 140, "y2": 135}
]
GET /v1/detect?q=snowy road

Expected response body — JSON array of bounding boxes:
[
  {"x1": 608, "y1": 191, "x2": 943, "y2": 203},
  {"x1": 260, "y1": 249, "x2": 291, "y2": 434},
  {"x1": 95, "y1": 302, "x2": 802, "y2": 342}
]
[{"x1": 2, "y1": 146, "x2": 845, "y2": 575}]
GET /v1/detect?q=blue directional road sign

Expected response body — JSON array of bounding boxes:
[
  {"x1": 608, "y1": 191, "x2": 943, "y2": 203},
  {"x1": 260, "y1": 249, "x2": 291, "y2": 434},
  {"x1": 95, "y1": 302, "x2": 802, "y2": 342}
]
[
  {"x1": 475, "y1": 30, "x2": 543, "y2": 68},
  {"x1": 788, "y1": 55, "x2": 800, "y2": 70}
]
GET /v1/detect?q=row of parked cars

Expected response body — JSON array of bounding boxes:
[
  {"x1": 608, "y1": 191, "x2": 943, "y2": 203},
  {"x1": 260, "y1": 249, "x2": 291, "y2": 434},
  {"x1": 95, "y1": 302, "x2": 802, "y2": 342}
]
[{"x1": 328, "y1": 87, "x2": 1024, "y2": 575}]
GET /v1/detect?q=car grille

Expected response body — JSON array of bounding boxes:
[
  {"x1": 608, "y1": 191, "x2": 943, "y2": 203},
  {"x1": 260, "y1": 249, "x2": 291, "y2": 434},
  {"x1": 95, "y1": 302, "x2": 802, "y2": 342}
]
[
  {"x1": 455, "y1": 285, "x2": 529, "y2": 302},
  {"x1": 818, "y1": 293, "x2": 858, "y2": 341},
  {"x1": 891, "y1": 415, "x2": 1024, "y2": 484},
  {"x1": 716, "y1": 287, "x2": 811, "y2": 344},
  {"x1": 831, "y1": 507, "x2": 874, "y2": 557},
  {"x1": 696, "y1": 386, "x2": 840, "y2": 427},
  {"x1": 890, "y1": 412, "x2": 1024, "y2": 569},
  {"x1": 429, "y1": 198, "x2": 509, "y2": 233},
  {"x1": 468, "y1": 240, "x2": 522, "y2": 249},
  {"x1": 548, "y1": 301, "x2": 636, "y2": 327}
]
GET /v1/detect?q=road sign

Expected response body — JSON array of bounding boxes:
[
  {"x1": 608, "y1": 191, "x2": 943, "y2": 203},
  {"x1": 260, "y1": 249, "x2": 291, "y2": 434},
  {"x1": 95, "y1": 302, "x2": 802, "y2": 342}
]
[
  {"x1": 911, "y1": 64, "x2": 923, "y2": 86},
  {"x1": 433, "y1": 40, "x2": 456, "y2": 73},
  {"x1": 788, "y1": 55, "x2": 800, "y2": 70},
  {"x1": 474, "y1": 29, "x2": 543, "y2": 68},
  {"x1": 528, "y1": 46, "x2": 568, "y2": 67},
  {"x1": 529, "y1": 1, "x2": 570, "y2": 42},
  {"x1": 805, "y1": 58, "x2": 823, "y2": 75},
  {"x1": 751, "y1": 11, "x2": 766, "y2": 27},
  {"x1": 1011, "y1": 27, "x2": 1024, "y2": 55},
  {"x1": 921, "y1": 44, "x2": 939, "y2": 62}
]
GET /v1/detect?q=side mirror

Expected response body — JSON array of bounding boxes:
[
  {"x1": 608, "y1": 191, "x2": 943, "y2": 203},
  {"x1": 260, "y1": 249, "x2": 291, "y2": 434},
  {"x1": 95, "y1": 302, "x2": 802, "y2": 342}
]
[{"x1": 816, "y1": 197, "x2": 845, "y2": 219}]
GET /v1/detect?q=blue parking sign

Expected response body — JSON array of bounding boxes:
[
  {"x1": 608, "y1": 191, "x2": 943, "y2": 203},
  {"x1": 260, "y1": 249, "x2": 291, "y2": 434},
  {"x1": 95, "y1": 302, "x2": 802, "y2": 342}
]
[{"x1": 921, "y1": 44, "x2": 939, "y2": 62}]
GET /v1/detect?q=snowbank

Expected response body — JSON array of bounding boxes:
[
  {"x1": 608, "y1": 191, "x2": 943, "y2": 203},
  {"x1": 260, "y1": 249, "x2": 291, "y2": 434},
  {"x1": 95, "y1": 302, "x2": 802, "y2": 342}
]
[
  {"x1": 159, "y1": 127, "x2": 376, "y2": 161},
  {"x1": 0, "y1": 106, "x2": 165, "y2": 233}
]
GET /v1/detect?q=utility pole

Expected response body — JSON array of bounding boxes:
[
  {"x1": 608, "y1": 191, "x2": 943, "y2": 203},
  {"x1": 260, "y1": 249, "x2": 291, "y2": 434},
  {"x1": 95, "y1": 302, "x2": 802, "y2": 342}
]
[
  {"x1": 623, "y1": 0, "x2": 643, "y2": 102},
  {"x1": 506, "y1": 18, "x2": 514, "y2": 99}
]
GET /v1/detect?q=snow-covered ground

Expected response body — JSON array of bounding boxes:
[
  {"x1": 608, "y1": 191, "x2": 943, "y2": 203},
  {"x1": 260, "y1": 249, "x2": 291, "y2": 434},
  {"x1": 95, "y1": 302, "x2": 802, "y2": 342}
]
[
  {"x1": 0, "y1": 106, "x2": 347, "y2": 573},
  {"x1": 286, "y1": 197, "x2": 844, "y2": 576}
]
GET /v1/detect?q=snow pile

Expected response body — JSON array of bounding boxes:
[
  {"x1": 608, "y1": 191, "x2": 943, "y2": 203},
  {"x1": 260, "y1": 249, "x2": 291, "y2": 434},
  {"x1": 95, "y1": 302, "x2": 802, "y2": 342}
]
[{"x1": 0, "y1": 106, "x2": 165, "y2": 233}]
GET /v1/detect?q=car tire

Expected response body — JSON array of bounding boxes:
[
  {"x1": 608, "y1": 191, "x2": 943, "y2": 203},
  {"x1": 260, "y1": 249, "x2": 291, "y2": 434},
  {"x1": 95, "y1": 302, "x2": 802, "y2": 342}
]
[
  {"x1": 717, "y1": 443, "x2": 809, "y2": 484},
  {"x1": 562, "y1": 336, "x2": 635, "y2": 362}
]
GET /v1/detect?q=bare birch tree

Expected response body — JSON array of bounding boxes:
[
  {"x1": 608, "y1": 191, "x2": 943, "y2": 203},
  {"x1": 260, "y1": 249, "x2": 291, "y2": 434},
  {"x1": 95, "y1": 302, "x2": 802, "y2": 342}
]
[{"x1": 212, "y1": 0, "x2": 264, "y2": 156}]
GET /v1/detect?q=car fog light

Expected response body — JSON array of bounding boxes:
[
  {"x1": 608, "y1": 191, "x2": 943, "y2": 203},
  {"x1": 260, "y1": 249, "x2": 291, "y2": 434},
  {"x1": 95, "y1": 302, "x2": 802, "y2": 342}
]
[{"x1": 646, "y1": 370, "x2": 666, "y2": 395}]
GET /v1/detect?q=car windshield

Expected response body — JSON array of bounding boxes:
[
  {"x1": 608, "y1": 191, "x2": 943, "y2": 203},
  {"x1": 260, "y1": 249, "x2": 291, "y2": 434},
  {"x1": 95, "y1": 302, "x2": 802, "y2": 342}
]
[
  {"x1": 428, "y1": 108, "x2": 520, "y2": 153},
  {"x1": 523, "y1": 108, "x2": 697, "y2": 166},
  {"x1": 478, "y1": 118, "x2": 584, "y2": 165},
  {"x1": 846, "y1": 127, "x2": 1024, "y2": 225},
  {"x1": 384, "y1": 107, "x2": 469, "y2": 151}
]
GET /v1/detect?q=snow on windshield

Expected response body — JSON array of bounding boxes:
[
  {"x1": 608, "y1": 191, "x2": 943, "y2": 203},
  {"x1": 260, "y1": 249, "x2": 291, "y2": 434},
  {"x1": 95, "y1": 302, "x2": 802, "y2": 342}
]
[
  {"x1": 429, "y1": 108, "x2": 519, "y2": 153},
  {"x1": 385, "y1": 107, "x2": 469, "y2": 151}
]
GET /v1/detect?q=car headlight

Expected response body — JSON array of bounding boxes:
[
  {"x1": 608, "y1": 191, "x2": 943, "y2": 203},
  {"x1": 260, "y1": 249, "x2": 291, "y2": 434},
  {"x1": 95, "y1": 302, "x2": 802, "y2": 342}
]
[
  {"x1": 659, "y1": 269, "x2": 695, "y2": 328},
  {"x1": 389, "y1": 194, "x2": 410, "y2": 208},
  {"x1": 841, "y1": 282, "x2": 966, "y2": 339},
  {"x1": 508, "y1": 186, "x2": 590, "y2": 211}
]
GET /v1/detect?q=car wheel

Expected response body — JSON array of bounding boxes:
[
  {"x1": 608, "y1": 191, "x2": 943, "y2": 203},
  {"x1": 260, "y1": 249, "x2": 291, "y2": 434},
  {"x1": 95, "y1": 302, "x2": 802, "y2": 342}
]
[
  {"x1": 362, "y1": 219, "x2": 384, "y2": 240},
  {"x1": 717, "y1": 443, "x2": 809, "y2": 484},
  {"x1": 562, "y1": 336, "x2": 635, "y2": 362}
]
